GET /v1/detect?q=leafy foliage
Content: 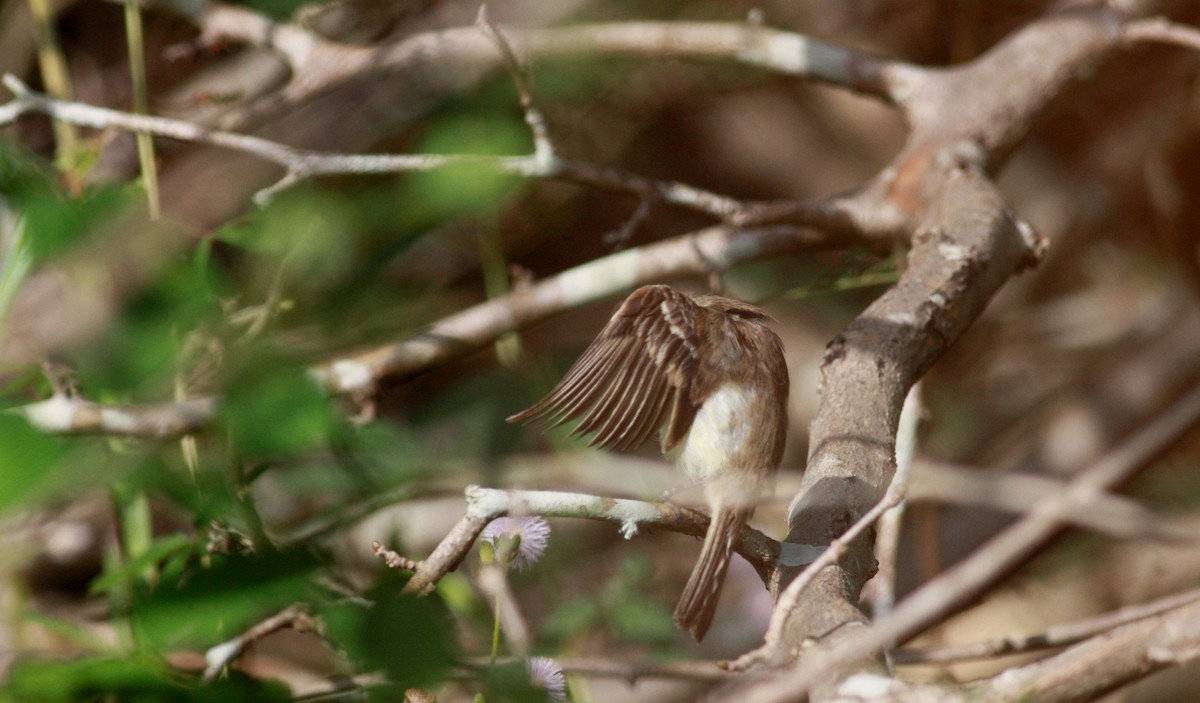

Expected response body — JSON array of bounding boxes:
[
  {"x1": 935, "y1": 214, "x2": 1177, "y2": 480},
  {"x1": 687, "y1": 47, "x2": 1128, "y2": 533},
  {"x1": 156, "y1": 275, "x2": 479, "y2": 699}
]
[
  {"x1": 0, "y1": 414, "x2": 67, "y2": 512},
  {"x1": 131, "y1": 550, "x2": 321, "y2": 652},
  {"x1": 2, "y1": 658, "x2": 290, "y2": 703},
  {"x1": 319, "y1": 573, "x2": 457, "y2": 690}
]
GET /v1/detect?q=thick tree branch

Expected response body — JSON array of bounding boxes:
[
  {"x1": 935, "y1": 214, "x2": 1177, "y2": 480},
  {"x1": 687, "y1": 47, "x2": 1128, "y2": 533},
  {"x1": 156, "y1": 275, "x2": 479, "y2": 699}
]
[
  {"x1": 765, "y1": 164, "x2": 1041, "y2": 698},
  {"x1": 751, "y1": 3, "x2": 1155, "y2": 696},
  {"x1": 739, "y1": 376, "x2": 1200, "y2": 702}
]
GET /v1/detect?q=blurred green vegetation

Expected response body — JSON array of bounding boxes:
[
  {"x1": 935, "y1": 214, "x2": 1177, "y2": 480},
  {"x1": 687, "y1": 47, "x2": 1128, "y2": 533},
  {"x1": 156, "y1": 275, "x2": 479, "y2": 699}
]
[
  {"x1": 0, "y1": 81, "x2": 595, "y2": 700},
  {"x1": 3, "y1": 658, "x2": 291, "y2": 703}
]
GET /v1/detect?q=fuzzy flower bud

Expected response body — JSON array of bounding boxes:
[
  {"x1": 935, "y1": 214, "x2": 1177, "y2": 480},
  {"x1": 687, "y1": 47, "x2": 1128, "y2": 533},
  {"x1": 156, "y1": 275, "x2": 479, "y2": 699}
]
[
  {"x1": 526, "y1": 657, "x2": 567, "y2": 702},
  {"x1": 481, "y1": 516, "x2": 550, "y2": 570}
]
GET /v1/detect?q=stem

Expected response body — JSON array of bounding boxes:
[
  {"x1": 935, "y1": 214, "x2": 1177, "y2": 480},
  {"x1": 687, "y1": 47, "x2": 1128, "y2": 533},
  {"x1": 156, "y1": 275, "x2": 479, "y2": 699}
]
[
  {"x1": 123, "y1": 0, "x2": 160, "y2": 219},
  {"x1": 490, "y1": 588, "x2": 503, "y2": 666},
  {"x1": 478, "y1": 226, "x2": 521, "y2": 367},
  {"x1": 0, "y1": 213, "x2": 32, "y2": 338},
  {"x1": 25, "y1": 0, "x2": 78, "y2": 172}
]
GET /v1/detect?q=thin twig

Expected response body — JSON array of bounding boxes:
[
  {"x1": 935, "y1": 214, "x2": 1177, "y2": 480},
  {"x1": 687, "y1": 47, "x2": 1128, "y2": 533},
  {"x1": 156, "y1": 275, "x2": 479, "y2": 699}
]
[
  {"x1": 603, "y1": 193, "x2": 659, "y2": 249},
  {"x1": 911, "y1": 460, "x2": 1200, "y2": 543},
  {"x1": 1123, "y1": 17, "x2": 1200, "y2": 52},
  {"x1": 373, "y1": 541, "x2": 421, "y2": 571},
  {"x1": 202, "y1": 603, "x2": 314, "y2": 683},
  {"x1": 476, "y1": 6, "x2": 554, "y2": 169},
  {"x1": 0, "y1": 74, "x2": 746, "y2": 217},
  {"x1": 893, "y1": 586, "x2": 1200, "y2": 665},
  {"x1": 869, "y1": 382, "x2": 923, "y2": 621},
  {"x1": 402, "y1": 507, "x2": 492, "y2": 595},
  {"x1": 476, "y1": 656, "x2": 732, "y2": 683},
  {"x1": 401, "y1": 485, "x2": 780, "y2": 595},
  {"x1": 175, "y1": 3, "x2": 909, "y2": 102},
  {"x1": 973, "y1": 598, "x2": 1200, "y2": 702}
]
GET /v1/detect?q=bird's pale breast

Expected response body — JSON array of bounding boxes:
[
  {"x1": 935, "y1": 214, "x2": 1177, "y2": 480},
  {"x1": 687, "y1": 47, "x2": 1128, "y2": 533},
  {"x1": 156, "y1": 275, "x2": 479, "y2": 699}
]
[{"x1": 670, "y1": 383, "x2": 765, "y2": 480}]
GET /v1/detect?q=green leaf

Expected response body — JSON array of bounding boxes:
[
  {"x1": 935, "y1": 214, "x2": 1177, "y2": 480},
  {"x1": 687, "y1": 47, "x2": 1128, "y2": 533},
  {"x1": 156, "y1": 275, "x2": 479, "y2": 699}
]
[
  {"x1": 219, "y1": 356, "x2": 334, "y2": 458},
  {"x1": 0, "y1": 415, "x2": 67, "y2": 512},
  {"x1": 480, "y1": 660, "x2": 556, "y2": 703},
  {"x1": 608, "y1": 597, "x2": 676, "y2": 644},
  {"x1": 69, "y1": 253, "x2": 224, "y2": 397},
  {"x1": 23, "y1": 185, "x2": 130, "y2": 263},
  {"x1": 541, "y1": 599, "x2": 600, "y2": 643},
  {"x1": 131, "y1": 549, "x2": 319, "y2": 651},
  {"x1": 435, "y1": 572, "x2": 482, "y2": 620},
  {"x1": 3, "y1": 656, "x2": 290, "y2": 702},
  {"x1": 319, "y1": 573, "x2": 456, "y2": 689},
  {"x1": 0, "y1": 143, "x2": 58, "y2": 205},
  {"x1": 90, "y1": 534, "x2": 196, "y2": 595},
  {"x1": 5, "y1": 657, "x2": 167, "y2": 702},
  {"x1": 399, "y1": 113, "x2": 528, "y2": 224},
  {"x1": 342, "y1": 421, "x2": 432, "y2": 484}
]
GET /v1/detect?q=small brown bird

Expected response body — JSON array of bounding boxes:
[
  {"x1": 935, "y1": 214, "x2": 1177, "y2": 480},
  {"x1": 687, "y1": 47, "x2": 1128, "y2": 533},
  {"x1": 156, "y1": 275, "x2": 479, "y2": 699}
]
[{"x1": 508, "y1": 284, "x2": 789, "y2": 641}]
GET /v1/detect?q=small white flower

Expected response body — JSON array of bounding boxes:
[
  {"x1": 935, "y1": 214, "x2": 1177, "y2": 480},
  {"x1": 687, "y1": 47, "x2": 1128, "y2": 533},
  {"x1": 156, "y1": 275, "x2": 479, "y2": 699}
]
[
  {"x1": 526, "y1": 656, "x2": 567, "y2": 702},
  {"x1": 481, "y1": 516, "x2": 551, "y2": 570}
]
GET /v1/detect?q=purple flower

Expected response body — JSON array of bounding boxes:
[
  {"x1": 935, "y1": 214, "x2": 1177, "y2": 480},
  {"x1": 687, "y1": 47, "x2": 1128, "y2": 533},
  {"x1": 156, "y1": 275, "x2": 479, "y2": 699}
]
[
  {"x1": 481, "y1": 516, "x2": 550, "y2": 570},
  {"x1": 526, "y1": 657, "x2": 567, "y2": 702}
]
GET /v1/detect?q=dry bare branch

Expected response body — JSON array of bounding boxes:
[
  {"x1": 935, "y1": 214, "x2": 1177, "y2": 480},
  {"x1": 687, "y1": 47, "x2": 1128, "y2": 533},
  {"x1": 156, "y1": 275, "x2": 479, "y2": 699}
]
[
  {"x1": 314, "y1": 222, "x2": 854, "y2": 394},
  {"x1": 170, "y1": 2, "x2": 915, "y2": 107},
  {"x1": 911, "y1": 460, "x2": 1199, "y2": 543},
  {"x1": 488, "y1": 656, "x2": 731, "y2": 683},
  {"x1": 753, "y1": 4, "x2": 1145, "y2": 695},
  {"x1": 969, "y1": 598, "x2": 1200, "y2": 702},
  {"x1": 1123, "y1": 16, "x2": 1200, "y2": 52},
  {"x1": 894, "y1": 586, "x2": 1200, "y2": 665},
  {"x1": 201, "y1": 603, "x2": 315, "y2": 683},
  {"x1": 867, "y1": 382, "x2": 923, "y2": 621},
  {"x1": 0, "y1": 74, "x2": 747, "y2": 214}
]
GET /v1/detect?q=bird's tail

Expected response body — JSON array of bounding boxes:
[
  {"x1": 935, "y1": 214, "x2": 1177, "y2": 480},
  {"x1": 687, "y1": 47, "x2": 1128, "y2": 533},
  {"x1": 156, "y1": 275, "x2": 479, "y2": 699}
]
[{"x1": 674, "y1": 506, "x2": 749, "y2": 642}]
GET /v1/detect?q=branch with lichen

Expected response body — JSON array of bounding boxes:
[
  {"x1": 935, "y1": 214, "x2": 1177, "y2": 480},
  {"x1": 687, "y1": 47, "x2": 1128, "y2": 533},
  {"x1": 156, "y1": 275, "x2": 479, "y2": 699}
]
[
  {"x1": 386, "y1": 485, "x2": 779, "y2": 596},
  {"x1": 12, "y1": 393, "x2": 216, "y2": 437}
]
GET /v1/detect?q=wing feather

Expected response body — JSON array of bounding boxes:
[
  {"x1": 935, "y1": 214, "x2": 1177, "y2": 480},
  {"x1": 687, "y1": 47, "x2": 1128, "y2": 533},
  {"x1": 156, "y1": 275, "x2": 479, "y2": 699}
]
[
  {"x1": 508, "y1": 285, "x2": 700, "y2": 452},
  {"x1": 508, "y1": 337, "x2": 625, "y2": 427},
  {"x1": 612, "y1": 372, "x2": 671, "y2": 451},
  {"x1": 542, "y1": 340, "x2": 630, "y2": 427},
  {"x1": 590, "y1": 350, "x2": 658, "y2": 447},
  {"x1": 570, "y1": 340, "x2": 642, "y2": 437}
]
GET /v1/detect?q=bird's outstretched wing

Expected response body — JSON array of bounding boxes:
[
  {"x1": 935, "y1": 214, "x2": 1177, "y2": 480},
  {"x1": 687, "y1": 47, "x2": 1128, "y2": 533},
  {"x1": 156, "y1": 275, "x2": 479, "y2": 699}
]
[{"x1": 507, "y1": 285, "x2": 701, "y2": 452}]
